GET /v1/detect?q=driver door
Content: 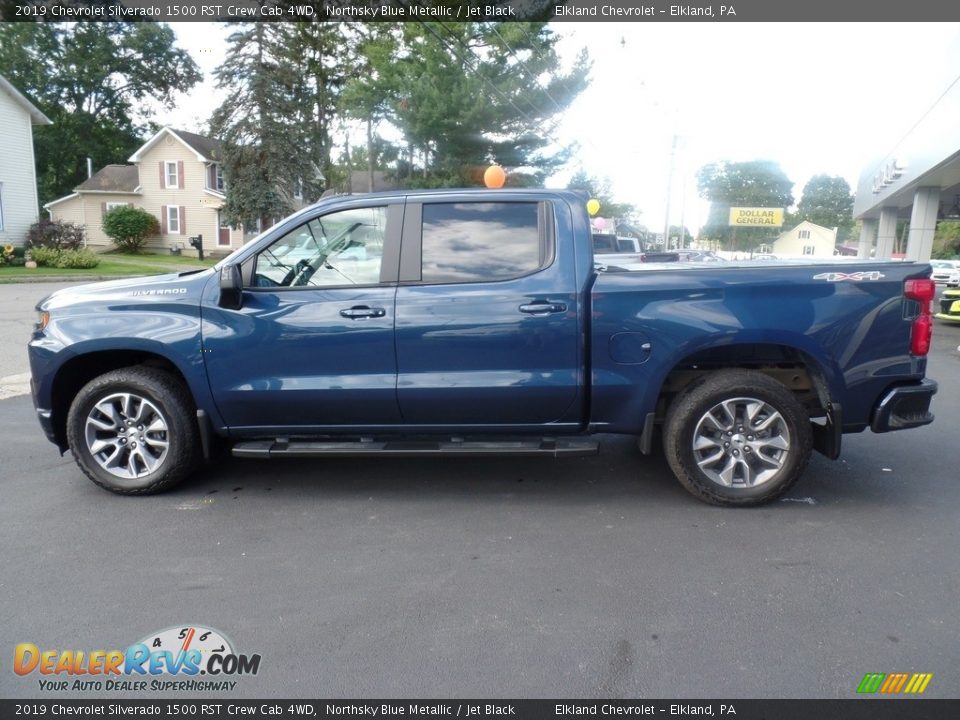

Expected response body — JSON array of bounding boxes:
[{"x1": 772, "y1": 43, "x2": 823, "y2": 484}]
[{"x1": 202, "y1": 202, "x2": 403, "y2": 432}]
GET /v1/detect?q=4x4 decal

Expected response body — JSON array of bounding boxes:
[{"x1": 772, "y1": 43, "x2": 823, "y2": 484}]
[{"x1": 813, "y1": 271, "x2": 886, "y2": 282}]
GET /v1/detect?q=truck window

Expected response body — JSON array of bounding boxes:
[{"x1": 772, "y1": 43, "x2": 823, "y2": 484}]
[
  {"x1": 420, "y1": 202, "x2": 541, "y2": 283},
  {"x1": 253, "y1": 206, "x2": 387, "y2": 288}
]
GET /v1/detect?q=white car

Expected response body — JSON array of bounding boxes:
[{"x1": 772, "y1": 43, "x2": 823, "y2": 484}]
[{"x1": 931, "y1": 260, "x2": 960, "y2": 287}]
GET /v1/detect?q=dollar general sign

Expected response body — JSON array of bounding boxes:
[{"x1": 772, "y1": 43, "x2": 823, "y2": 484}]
[{"x1": 728, "y1": 207, "x2": 784, "y2": 227}]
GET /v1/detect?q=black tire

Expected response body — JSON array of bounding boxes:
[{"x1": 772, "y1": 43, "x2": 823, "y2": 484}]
[
  {"x1": 66, "y1": 367, "x2": 200, "y2": 495},
  {"x1": 662, "y1": 369, "x2": 812, "y2": 507}
]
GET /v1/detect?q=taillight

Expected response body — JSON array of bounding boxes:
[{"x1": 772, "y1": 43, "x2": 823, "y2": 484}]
[{"x1": 904, "y1": 278, "x2": 935, "y2": 356}]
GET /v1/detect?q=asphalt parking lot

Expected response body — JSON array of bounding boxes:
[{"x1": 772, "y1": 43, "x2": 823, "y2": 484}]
[{"x1": 1, "y1": 282, "x2": 958, "y2": 700}]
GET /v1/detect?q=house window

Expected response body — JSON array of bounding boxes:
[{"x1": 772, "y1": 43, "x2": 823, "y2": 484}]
[
  {"x1": 167, "y1": 206, "x2": 181, "y2": 234},
  {"x1": 105, "y1": 202, "x2": 127, "y2": 212},
  {"x1": 215, "y1": 165, "x2": 225, "y2": 192},
  {"x1": 803, "y1": 245, "x2": 816, "y2": 255},
  {"x1": 165, "y1": 161, "x2": 179, "y2": 189},
  {"x1": 798, "y1": 229, "x2": 811, "y2": 239}
]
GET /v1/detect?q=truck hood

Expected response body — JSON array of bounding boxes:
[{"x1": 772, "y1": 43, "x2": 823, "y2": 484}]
[{"x1": 37, "y1": 269, "x2": 215, "y2": 312}]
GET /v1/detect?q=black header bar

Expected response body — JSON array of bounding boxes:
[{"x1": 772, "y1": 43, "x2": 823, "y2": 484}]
[
  {"x1": 1, "y1": 700, "x2": 959, "y2": 720},
  {"x1": 3, "y1": 0, "x2": 960, "y2": 22}
]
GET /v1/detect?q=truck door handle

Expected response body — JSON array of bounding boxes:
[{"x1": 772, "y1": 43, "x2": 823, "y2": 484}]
[
  {"x1": 519, "y1": 302, "x2": 567, "y2": 315},
  {"x1": 339, "y1": 306, "x2": 386, "y2": 319}
]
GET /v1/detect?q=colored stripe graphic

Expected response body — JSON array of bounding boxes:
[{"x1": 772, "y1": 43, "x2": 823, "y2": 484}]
[
  {"x1": 857, "y1": 672, "x2": 932, "y2": 694},
  {"x1": 857, "y1": 673, "x2": 885, "y2": 693},
  {"x1": 904, "y1": 673, "x2": 933, "y2": 694},
  {"x1": 880, "y1": 673, "x2": 909, "y2": 693}
]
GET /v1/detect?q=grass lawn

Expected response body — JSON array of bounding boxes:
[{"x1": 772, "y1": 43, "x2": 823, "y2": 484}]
[{"x1": 0, "y1": 252, "x2": 217, "y2": 283}]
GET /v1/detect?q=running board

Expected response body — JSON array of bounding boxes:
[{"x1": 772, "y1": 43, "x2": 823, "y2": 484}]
[{"x1": 232, "y1": 437, "x2": 599, "y2": 459}]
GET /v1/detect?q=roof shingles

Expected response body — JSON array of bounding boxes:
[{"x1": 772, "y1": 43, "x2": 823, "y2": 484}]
[{"x1": 75, "y1": 165, "x2": 140, "y2": 193}]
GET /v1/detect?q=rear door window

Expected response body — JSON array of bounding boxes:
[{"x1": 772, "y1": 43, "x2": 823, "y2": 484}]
[{"x1": 420, "y1": 202, "x2": 543, "y2": 283}]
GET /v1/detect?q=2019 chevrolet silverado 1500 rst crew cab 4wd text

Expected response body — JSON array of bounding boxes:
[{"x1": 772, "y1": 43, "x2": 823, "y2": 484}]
[{"x1": 29, "y1": 189, "x2": 938, "y2": 506}]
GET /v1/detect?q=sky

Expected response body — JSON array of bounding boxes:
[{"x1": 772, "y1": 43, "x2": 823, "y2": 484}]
[{"x1": 157, "y1": 21, "x2": 960, "y2": 235}]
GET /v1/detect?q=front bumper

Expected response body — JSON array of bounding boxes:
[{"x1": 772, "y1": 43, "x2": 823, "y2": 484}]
[
  {"x1": 871, "y1": 379, "x2": 937, "y2": 433},
  {"x1": 30, "y1": 376, "x2": 59, "y2": 447},
  {"x1": 936, "y1": 290, "x2": 960, "y2": 321}
]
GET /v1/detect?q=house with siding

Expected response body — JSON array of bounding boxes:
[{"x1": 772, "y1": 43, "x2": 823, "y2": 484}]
[
  {"x1": 772, "y1": 220, "x2": 838, "y2": 258},
  {"x1": 0, "y1": 75, "x2": 51, "y2": 247},
  {"x1": 46, "y1": 127, "x2": 245, "y2": 256}
]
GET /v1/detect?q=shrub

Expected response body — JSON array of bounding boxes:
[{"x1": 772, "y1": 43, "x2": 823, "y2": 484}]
[
  {"x1": 29, "y1": 246, "x2": 61, "y2": 267},
  {"x1": 27, "y1": 220, "x2": 86, "y2": 251},
  {"x1": 102, "y1": 206, "x2": 159, "y2": 253},
  {"x1": 28, "y1": 247, "x2": 99, "y2": 269},
  {"x1": 55, "y1": 249, "x2": 100, "y2": 269}
]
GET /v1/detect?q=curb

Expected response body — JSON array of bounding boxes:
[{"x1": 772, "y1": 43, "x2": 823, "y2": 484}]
[{"x1": 0, "y1": 373, "x2": 31, "y2": 400}]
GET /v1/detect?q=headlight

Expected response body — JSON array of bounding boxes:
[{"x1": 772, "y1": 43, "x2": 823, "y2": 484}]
[{"x1": 35, "y1": 310, "x2": 49, "y2": 332}]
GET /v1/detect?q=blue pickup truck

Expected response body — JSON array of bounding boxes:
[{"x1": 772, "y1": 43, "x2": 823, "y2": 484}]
[{"x1": 28, "y1": 189, "x2": 938, "y2": 506}]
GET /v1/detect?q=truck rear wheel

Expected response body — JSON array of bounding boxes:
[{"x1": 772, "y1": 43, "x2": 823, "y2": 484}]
[
  {"x1": 662, "y1": 370, "x2": 812, "y2": 506},
  {"x1": 66, "y1": 367, "x2": 199, "y2": 494}
]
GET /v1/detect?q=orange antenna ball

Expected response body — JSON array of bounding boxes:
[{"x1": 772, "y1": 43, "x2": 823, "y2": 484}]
[{"x1": 484, "y1": 165, "x2": 506, "y2": 189}]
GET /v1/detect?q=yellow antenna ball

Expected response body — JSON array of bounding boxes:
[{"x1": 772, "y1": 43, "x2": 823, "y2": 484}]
[
  {"x1": 484, "y1": 165, "x2": 506, "y2": 189},
  {"x1": 586, "y1": 198, "x2": 601, "y2": 216}
]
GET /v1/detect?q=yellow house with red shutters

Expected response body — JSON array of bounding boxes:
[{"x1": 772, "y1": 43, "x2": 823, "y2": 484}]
[{"x1": 45, "y1": 127, "x2": 255, "y2": 257}]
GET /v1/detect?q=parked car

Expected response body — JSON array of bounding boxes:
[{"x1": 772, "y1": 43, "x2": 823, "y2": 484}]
[
  {"x1": 935, "y1": 286, "x2": 960, "y2": 323},
  {"x1": 675, "y1": 250, "x2": 726, "y2": 262},
  {"x1": 30, "y1": 189, "x2": 937, "y2": 506},
  {"x1": 931, "y1": 260, "x2": 960, "y2": 287}
]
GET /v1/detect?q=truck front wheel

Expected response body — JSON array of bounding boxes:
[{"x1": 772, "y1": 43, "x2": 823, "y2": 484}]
[
  {"x1": 66, "y1": 367, "x2": 200, "y2": 494},
  {"x1": 662, "y1": 370, "x2": 812, "y2": 506}
]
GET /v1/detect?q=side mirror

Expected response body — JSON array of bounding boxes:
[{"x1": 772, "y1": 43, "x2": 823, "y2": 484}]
[{"x1": 219, "y1": 264, "x2": 243, "y2": 310}]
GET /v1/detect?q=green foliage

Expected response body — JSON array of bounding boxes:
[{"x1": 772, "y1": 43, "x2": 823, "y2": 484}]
[
  {"x1": 29, "y1": 246, "x2": 100, "y2": 269},
  {"x1": 697, "y1": 160, "x2": 795, "y2": 250},
  {"x1": 55, "y1": 249, "x2": 100, "y2": 269},
  {"x1": 102, "y1": 207, "x2": 160, "y2": 253},
  {"x1": 211, "y1": 23, "x2": 322, "y2": 229},
  {"x1": 566, "y1": 171, "x2": 638, "y2": 222},
  {"x1": 0, "y1": 23, "x2": 201, "y2": 205},
  {"x1": 388, "y1": 23, "x2": 590, "y2": 188},
  {"x1": 933, "y1": 221, "x2": 960, "y2": 259},
  {"x1": 207, "y1": 21, "x2": 589, "y2": 213},
  {"x1": 794, "y1": 175, "x2": 855, "y2": 242},
  {"x1": 0, "y1": 244, "x2": 17, "y2": 266},
  {"x1": 29, "y1": 246, "x2": 62, "y2": 267},
  {"x1": 27, "y1": 220, "x2": 86, "y2": 251}
]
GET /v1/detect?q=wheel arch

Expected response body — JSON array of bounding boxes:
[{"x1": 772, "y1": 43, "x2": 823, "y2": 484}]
[
  {"x1": 636, "y1": 338, "x2": 843, "y2": 456},
  {"x1": 49, "y1": 349, "x2": 197, "y2": 450}
]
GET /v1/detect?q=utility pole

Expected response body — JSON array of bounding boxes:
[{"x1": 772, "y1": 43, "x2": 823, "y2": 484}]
[{"x1": 663, "y1": 134, "x2": 678, "y2": 249}]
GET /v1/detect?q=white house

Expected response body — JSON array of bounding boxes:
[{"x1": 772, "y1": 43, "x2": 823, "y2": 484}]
[
  {"x1": 773, "y1": 220, "x2": 838, "y2": 258},
  {"x1": 0, "y1": 75, "x2": 51, "y2": 246}
]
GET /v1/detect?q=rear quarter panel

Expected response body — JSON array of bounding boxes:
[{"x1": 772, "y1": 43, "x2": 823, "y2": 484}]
[{"x1": 590, "y1": 262, "x2": 931, "y2": 433}]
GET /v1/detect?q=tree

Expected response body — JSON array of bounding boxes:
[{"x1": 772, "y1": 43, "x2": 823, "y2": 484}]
[
  {"x1": 0, "y1": 23, "x2": 201, "y2": 205},
  {"x1": 794, "y1": 174, "x2": 855, "y2": 242},
  {"x1": 102, "y1": 206, "x2": 160, "y2": 253},
  {"x1": 933, "y1": 221, "x2": 960, "y2": 259},
  {"x1": 566, "y1": 170, "x2": 637, "y2": 223},
  {"x1": 388, "y1": 22, "x2": 589, "y2": 187},
  {"x1": 697, "y1": 160, "x2": 795, "y2": 250},
  {"x1": 210, "y1": 23, "x2": 321, "y2": 229},
  {"x1": 339, "y1": 25, "x2": 402, "y2": 193},
  {"x1": 285, "y1": 22, "x2": 355, "y2": 194}
]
